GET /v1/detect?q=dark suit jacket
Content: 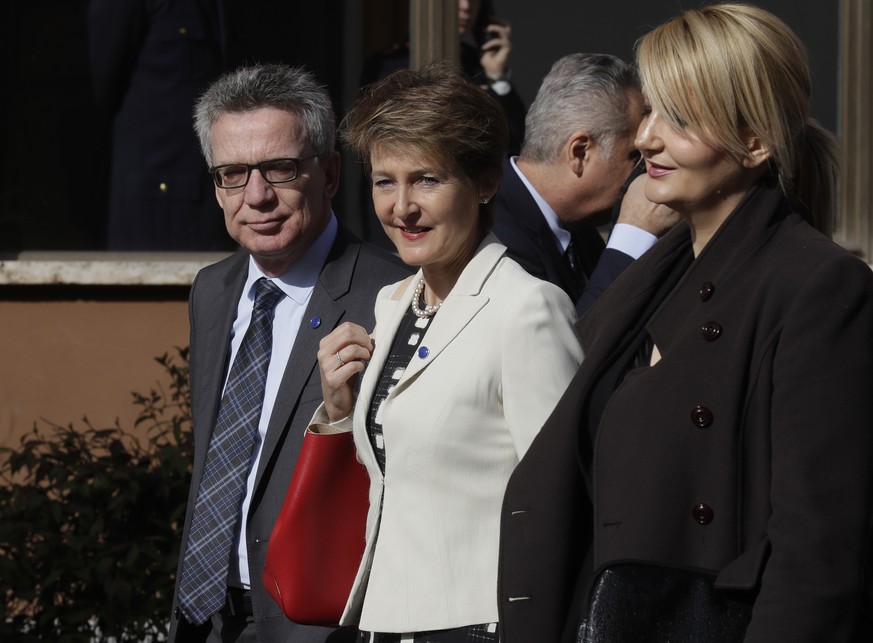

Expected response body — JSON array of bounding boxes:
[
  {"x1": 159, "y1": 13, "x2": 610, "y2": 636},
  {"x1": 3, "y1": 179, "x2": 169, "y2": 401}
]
[
  {"x1": 168, "y1": 228, "x2": 411, "y2": 642},
  {"x1": 491, "y1": 160, "x2": 632, "y2": 313},
  {"x1": 498, "y1": 184, "x2": 873, "y2": 642},
  {"x1": 89, "y1": 0, "x2": 232, "y2": 250}
]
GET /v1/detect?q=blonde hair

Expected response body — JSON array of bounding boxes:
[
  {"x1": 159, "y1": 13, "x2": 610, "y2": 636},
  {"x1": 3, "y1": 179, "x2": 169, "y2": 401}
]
[{"x1": 636, "y1": 3, "x2": 838, "y2": 234}]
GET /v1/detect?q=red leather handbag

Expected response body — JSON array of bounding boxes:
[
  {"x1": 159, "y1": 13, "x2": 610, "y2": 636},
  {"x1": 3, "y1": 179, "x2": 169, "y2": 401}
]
[{"x1": 263, "y1": 426, "x2": 369, "y2": 626}]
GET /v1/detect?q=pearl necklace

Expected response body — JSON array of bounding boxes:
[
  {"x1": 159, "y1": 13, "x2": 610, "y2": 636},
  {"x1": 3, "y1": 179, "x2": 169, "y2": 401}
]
[{"x1": 411, "y1": 278, "x2": 441, "y2": 318}]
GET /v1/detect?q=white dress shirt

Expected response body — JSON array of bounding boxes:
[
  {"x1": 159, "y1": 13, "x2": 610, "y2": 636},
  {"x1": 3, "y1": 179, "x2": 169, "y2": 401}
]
[
  {"x1": 510, "y1": 156, "x2": 657, "y2": 260},
  {"x1": 226, "y1": 213, "x2": 338, "y2": 588}
]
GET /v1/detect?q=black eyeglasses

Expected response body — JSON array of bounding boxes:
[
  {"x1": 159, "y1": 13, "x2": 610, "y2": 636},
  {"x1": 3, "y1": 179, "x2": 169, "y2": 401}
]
[{"x1": 209, "y1": 155, "x2": 320, "y2": 189}]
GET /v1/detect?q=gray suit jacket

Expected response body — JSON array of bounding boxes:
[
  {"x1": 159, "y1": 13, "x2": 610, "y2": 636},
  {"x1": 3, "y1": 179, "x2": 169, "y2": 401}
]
[{"x1": 169, "y1": 227, "x2": 411, "y2": 642}]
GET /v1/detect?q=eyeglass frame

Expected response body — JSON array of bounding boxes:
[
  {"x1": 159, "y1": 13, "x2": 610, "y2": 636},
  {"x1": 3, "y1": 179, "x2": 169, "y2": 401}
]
[{"x1": 208, "y1": 154, "x2": 322, "y2": 189}]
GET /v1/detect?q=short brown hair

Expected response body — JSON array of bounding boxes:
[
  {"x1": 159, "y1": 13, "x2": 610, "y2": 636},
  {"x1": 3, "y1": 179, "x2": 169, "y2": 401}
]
[{"x1": 341, "y1": 62, "x2": 509, "y2": 229}]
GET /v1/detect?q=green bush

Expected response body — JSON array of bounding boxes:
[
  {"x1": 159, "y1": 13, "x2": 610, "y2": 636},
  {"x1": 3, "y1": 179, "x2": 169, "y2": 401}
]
[{"x1": 0, "y1": 348, "x2": 192, "y2": 642}]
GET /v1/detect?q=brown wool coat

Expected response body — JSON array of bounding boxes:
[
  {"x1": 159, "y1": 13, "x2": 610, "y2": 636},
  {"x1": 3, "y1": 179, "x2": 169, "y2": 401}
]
[{"x1": 498, "y1": 184, "x2": 873, "y2": 643}]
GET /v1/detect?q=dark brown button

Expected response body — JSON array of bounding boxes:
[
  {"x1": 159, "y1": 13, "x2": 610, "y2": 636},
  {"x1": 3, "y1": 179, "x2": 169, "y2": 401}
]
[
  {"x1": 699, "y1": 282, "x2": 715, "y2": 301},
  {"x1": 692, "y1": 503, "x2": 714, "y2": 524},
  {"x1": 701, "y1": 321, "x2": 722, "y2": 341},
  {"x1": 691, "y1": 405, "x2": 713, "y2": 427}
]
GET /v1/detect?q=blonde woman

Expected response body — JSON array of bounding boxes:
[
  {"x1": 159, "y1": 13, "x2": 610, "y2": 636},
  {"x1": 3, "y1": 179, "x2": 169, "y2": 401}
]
[{"x1": 499, "y1": 5, "x2": 873, "y2": 642}]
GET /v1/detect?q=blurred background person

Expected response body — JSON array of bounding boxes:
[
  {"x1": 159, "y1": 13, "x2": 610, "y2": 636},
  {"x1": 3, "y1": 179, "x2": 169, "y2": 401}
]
[
  {"x1": 458, "y1": 0, "x2": 526, "y2": 153},
  {"x1": 314, "y1": 63, "x2": 582, "y2": 642},
  {"x1": 362, "y1": 0, "x2": 525, "y2": 153},
  {"x1": 89, "y1": 0, "x2": 233, "y2": 250},
  {"x1": 499, "y1": 4, "x2": 873, "y2": 642}
]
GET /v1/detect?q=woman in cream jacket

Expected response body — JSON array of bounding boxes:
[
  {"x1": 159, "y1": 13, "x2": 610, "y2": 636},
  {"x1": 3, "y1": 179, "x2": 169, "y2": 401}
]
[{"x1": 312, "y1": 63, "x2": 582, "y2": 642}]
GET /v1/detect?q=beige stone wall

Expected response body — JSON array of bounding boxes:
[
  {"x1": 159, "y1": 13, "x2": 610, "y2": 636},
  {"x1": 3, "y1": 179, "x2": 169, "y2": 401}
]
[
  {"x1": 0, "y1": 297, "x2": 190, "y2": 449},
  {"x1": 0, "y1": 252, "x2": 229, "y2": 449}
]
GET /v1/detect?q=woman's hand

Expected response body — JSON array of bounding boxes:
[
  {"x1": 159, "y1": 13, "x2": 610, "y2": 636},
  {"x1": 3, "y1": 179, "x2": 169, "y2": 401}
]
[
  {"x1": 317, "y1": 322, "x2": 375, "y2": 422},
  {"x1": 480, "y1": 21, "x2": 512, "y2": 81}
]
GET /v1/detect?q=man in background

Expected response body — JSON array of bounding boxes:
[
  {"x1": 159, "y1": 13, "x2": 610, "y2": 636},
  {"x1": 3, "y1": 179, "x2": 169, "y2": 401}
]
[
  {"x1": 88, "y1": 0, "x2": 232, "y2": 250},
  {"x1": 492, "y1": 53, "x2": 677, "y2": 315}
]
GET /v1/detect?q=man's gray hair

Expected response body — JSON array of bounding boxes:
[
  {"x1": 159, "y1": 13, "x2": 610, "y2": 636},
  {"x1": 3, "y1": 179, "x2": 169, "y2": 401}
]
[
  {"x1": 194, "y1": 64, "x2": 336, "y2": 167},
  {"x1": 521, "y1": 53, "x2": 640, "y2": 162}
]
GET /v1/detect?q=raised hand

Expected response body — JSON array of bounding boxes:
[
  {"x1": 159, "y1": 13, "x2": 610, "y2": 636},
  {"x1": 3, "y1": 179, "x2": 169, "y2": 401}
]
[{"x1": 317, "y1": 322, "x2": 375, "y2": 422}]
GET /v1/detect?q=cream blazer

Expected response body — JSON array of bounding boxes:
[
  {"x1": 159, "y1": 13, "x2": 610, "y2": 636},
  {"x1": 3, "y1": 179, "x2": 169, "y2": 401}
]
[{"x1": 314, "y1": 235, "x2": 583, "y2": 633}]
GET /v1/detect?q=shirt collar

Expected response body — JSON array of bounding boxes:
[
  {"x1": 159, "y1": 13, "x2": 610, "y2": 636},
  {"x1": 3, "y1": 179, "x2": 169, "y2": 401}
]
[
  {"x1": 244, "y1": 212, "x2": 338, "y2": 305},
  {"x1": 510, "y1": 156, "x2": 571, "y2": 253}
]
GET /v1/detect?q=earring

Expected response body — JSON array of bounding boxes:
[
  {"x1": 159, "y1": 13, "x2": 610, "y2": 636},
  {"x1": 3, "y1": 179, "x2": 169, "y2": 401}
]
[{"x1": 480, "y1": 197, "x2": 490, "y2": 205}]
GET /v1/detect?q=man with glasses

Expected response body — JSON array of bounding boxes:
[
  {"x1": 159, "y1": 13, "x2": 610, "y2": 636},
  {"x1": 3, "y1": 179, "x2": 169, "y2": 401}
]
[
  {"x1": 168, "y1": 64, "x2": 410, "y2": 643},
  {"x1": 491, "y1": 53, "x2": 678, "y2": 315}
]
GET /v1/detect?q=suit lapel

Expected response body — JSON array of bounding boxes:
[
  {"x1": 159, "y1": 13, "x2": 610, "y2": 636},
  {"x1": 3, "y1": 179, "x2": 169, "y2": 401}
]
[
  {"x1": 368, "y1": 276, "x2": 416, "y2": 379},
  {"x1": 192, "y1": 252, "x2": 249, "y2": 476},
  {"x1": 350, "y1": 276, "x2": 414, "y2": 474},
  {"x1": 497, "y1": 162, "x2": 591, "y2": 299},
  {"x1": 352, "y1": 239, "x2": 504, "y2": 472},
  {"x1": 396, "y1": 296, "x2": 487, "y2": 387},
  {"x1": 252, "y1": 231, "x2": 360, "y2": 491},
  {"x1": 502, "y1": 166, "x2": 568, "y2": 265},
  {"x1": 393, "y1": 237, "x2": 503, "y2": 392}
]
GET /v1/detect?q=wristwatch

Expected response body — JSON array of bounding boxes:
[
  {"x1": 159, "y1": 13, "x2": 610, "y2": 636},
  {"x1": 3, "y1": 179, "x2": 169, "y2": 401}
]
[{"x1": 489, "y1": 77, "x2": 512, "y2": 96}]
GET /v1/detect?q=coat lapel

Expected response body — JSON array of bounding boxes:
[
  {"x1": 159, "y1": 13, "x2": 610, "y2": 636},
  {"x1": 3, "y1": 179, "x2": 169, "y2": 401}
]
[{"x1": 562, "y1": 220, "x2": 694, "y2": 484}]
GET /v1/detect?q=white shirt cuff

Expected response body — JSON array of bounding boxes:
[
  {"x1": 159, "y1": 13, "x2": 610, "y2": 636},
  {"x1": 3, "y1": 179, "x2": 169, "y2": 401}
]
[{"x1": 606, "y1": 223, "x2": 658, "y2": 260}]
